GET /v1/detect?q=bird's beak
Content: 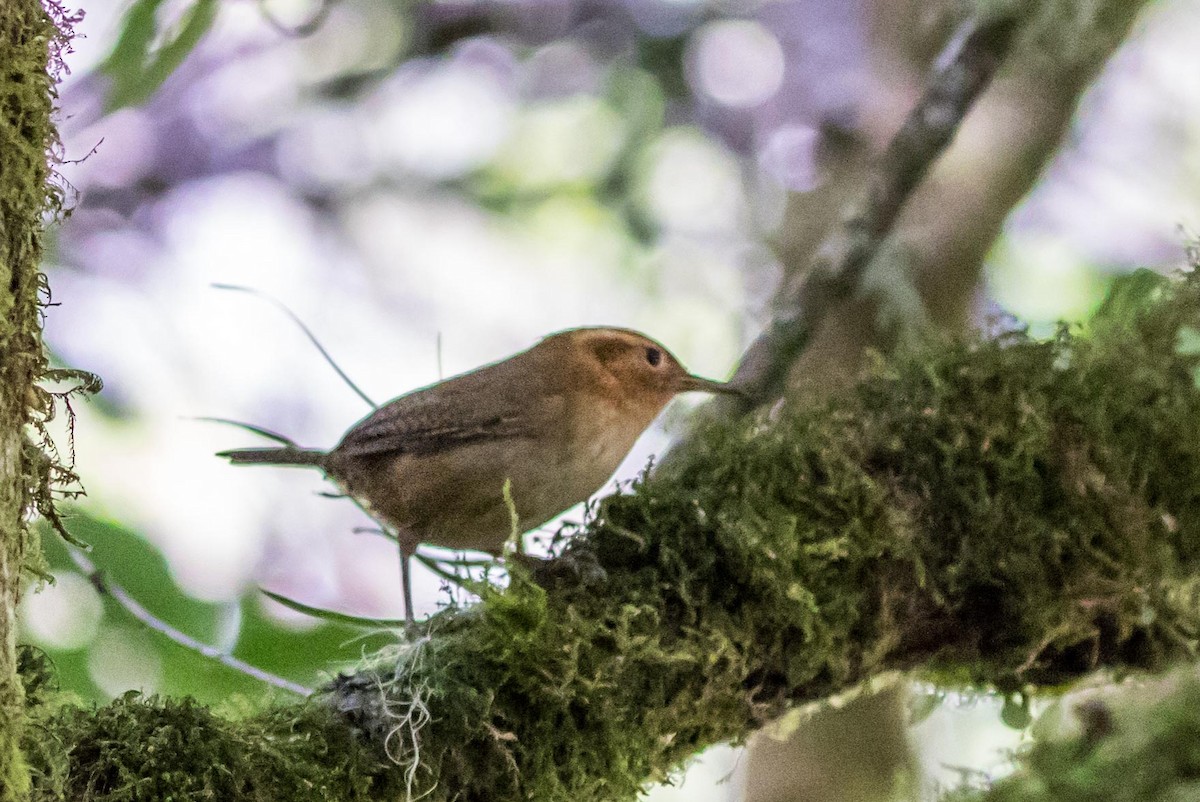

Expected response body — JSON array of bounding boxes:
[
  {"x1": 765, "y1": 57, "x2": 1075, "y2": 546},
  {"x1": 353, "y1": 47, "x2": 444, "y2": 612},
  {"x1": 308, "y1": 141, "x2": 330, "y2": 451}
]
[{"x1": 676, "y1": 374, "x2": 747, "y2": 397}]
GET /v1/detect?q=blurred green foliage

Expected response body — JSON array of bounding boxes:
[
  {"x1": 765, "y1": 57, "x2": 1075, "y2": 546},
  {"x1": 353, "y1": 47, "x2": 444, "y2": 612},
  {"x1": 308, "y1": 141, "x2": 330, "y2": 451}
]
[
  {"x1": 942, "y1": 667, "x2": 1200, "y2": 802},
  {"x1": 101, "y1": 0, "x2": 217, "y2": 111}
]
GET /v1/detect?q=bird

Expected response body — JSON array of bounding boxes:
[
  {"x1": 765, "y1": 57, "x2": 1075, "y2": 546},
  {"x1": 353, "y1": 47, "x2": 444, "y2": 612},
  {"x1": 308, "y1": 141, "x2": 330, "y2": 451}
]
[{"x1": 218, "y1": 327, "x2": 742, "y2": 626}]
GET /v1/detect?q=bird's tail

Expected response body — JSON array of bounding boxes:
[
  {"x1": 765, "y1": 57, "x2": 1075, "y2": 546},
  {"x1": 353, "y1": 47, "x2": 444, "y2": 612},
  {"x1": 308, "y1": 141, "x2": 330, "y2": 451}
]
[{"x1": 218, "y1": 447, "x2": 325, "y2": 467}]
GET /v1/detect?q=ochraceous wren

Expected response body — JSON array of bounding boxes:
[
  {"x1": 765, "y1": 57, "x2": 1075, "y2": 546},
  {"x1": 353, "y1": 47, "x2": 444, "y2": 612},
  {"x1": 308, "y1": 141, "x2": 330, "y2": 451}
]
[{"x1": 219, "y1": 327, "x2": 741, "y2": 625}]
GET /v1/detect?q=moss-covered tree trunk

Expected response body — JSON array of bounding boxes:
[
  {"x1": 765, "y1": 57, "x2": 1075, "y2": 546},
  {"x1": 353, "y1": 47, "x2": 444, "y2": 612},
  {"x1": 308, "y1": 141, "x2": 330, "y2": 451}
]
[{"x1": 0, "y1": 1, "x2": 60, "y2": 799}]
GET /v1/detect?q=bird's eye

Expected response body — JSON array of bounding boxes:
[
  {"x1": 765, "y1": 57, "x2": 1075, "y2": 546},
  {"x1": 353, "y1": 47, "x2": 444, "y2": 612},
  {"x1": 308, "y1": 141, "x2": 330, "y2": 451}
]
[{"x1": 645, "y1": 347, "x2": 662, "y2": 367}]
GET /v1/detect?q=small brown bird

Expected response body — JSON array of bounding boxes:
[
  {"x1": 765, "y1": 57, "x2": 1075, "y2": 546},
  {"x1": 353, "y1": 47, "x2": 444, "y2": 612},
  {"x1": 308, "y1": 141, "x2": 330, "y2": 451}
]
[{"x1": 220, "y1": 327, "x2": 740, "y2": 625}]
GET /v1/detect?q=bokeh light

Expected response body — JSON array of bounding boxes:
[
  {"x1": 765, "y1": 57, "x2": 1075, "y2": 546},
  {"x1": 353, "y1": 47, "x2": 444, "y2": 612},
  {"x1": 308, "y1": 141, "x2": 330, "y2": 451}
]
[
  {"x1": 637, "y1": 128, "x2": 745, "y2": 233},
  {"x1": 987, "y1": 234, "x2": 1114, "y2": 326},
  {"x1": 491, "y1": 96, "x2": 625, "y2": 189},
  {"x1": 688, "y1": 19, "x2": 785, "y2": 108},
  {"x1": 758, "y1": 124, "x2": 821, "y2": 192},
  {"x1": 19, "y1": 572, "x2": 104, "y2": 651},
  {"x1": 87, "y1": 625, "x2": 163, "y2": 697},
  {"x1": 365, "y1": 60, "x2": 515, "y2": 179}
]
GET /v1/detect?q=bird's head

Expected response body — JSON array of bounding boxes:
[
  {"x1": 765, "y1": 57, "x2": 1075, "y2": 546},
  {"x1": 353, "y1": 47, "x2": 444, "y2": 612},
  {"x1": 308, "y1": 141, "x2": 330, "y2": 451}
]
[{"x1": 540, "y1": 327, "x2": 743, "y2": 415}]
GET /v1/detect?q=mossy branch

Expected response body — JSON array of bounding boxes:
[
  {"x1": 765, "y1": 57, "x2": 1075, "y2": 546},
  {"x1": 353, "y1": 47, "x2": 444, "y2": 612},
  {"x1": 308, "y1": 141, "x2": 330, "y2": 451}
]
[
  {"x1": 22, "y1": 269, "x2": 1200, "y2": 801},
  {"x1": 3, "y1": 1, "x2": 85, "y2": 798}
]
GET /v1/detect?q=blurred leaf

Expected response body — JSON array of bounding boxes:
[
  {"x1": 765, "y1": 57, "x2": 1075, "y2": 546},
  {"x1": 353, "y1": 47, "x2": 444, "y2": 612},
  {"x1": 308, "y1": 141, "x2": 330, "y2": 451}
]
[
  {"x1": 31, "y1": 511, "x2": 394, "y2": 703},
  {"x1": 260, "y1": 588, "x2": 406, "y2": 630},
  {"x1": 1090, "y1": 268, "x2": 1170, "y2": 329},
  {"x1": 104, "y1": 0, "x2": 162, "y2": 82},
  {"x1": 636, "y1": 35, "x2": 689, "y2": 99},
  {"x1": 41, "y1": 514, "x2": 224, "y2": 644},
  {"x1": 1000, "y1": 693, "x2": 1032, "y2": 729},
  {"x1": 606, "y1": 67, "x2": 666, "y2": 145},
  {"x1": 907, "y1": 688, "x2": 945, "y2": 725},
  {"x1": 37, "y1": 514, "x2": 237, "y2": 702},
  {"x1": 601, "y1": 66, "x2": 667, "y2": 245},
  {"x1": 233, "y1": 594, "x2": 394, "y2": 682},
  {"x1": 1177, "y1": 326, "x2": 1200, "y2": 389},
  {"x1": 1176, "y1": 326, "x2": 1200, "y2": 356},
  {"x1": 102, "y1": 0, "x2": 219, "y2": 111}
]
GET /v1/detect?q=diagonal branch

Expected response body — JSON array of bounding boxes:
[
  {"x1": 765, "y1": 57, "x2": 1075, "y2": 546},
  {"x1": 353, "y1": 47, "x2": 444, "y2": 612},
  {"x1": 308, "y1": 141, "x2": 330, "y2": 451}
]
[
  {"x1": 66, "y1": 548, "x2": 313, "y2": 698},
  {"x1": 728, "y1": 15, "x2": 1017, "y2": 411}
]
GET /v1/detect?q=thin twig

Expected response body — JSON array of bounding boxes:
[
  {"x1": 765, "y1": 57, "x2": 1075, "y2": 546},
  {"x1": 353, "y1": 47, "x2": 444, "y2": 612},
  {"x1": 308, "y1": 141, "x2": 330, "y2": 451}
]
[
  {"x1": 256, "y1": 0, "x2": 333, "y2": 38},
  {"x1": 342, "y1": 494, "x2": 492, "y2": 616},
  {"x1": 726, "y1": 14, "x2": 1019, "y2": 411},
  {"x1": 61, "y1": 136, "x2": 104, "y2": 166},
  {"x1": 213, "y1": 283, "x2": 377, "y2": 409},
  {"x1": 436, "y1": 332, "x2": 443, "y2": 381},
  {"x1": 190, "y1": 416, "x2": 299, "y2": 446},
  {"x1": 67, "y1": 547, "x2": 314, "y2": 697}
]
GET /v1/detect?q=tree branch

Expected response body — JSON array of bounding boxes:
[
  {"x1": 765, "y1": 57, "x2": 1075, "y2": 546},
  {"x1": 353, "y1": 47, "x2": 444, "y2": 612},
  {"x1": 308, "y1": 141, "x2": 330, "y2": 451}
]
[
  {"x1": 320, "y1": 271, "x2": 1200, "y2": 802},
  {"x1": 65, "y1": 548, "x2": 313, "y2": 699},
  {"x1": 728, "y1": 14, "x2": 1017, "y2": 411},
  {"x1": 24, "y1": 268, "x2": 1199, "y2": 801},
  {"x1": 740, "y1": 1, "x2": 1153, "y2": 798},
  {"x1": 1, "y1": 1, "x2": 77, "y2": 797}
]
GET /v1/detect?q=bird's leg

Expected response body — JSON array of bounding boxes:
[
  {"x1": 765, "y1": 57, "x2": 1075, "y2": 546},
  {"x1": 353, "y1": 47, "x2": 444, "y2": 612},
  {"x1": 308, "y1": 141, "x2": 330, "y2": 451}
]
[{"x1": 396, "y1": 529, "x2": 419, "y2": 632}]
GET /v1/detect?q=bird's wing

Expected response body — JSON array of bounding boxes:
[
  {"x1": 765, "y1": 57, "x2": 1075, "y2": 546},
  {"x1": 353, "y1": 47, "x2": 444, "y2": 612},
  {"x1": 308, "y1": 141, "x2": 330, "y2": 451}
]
[{"x1": 332, "y1": 367, "x2": 560, "y2": 459}]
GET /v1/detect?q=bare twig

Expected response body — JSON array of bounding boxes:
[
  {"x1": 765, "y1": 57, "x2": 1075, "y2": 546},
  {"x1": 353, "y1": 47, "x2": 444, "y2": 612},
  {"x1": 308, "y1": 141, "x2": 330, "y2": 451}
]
[
  {"x1": 727, "y1": 14, "x2": 1019, "y2": 411},
  {"x1": 256, "y1": 0, "x2": 333, "y2": 38},
  {"x1": 66, "y1": 547, "x2": 314, "y2": 697},
  {"x1": 213, "y1": 283, "x2": 377, "y2": 409},
  {"x1": 191, "y1": 416, "x2": 299, "y2": 447}
]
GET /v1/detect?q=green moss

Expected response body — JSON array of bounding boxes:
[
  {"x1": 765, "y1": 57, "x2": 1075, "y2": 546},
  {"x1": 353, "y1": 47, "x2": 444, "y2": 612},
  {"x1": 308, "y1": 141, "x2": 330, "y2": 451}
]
[
  {"x1": 24, "y1": 269, "x2": 1200, "y2": 801},
  {"x1": 18, "y1": 647, "x2": 398, "y2": 802},
  {"x1": 322, "y1": 268, "x2": 1200, "y2": 801},
  {"x1": 3, "y1": 1, "x2": 81, "y2": 799},
  {"x1": 23, "y1": 689, "x2": 400, "y2": 802}
]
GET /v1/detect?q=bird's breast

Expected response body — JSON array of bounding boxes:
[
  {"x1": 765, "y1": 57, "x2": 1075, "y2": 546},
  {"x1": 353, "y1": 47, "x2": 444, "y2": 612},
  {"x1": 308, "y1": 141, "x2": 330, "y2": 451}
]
[
  {"x1": 332, "y1": 393, "x2": 656, "y2": 554},
  {"x1": 563, "y1": 395, "x2": 652, "y2": 487}
]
